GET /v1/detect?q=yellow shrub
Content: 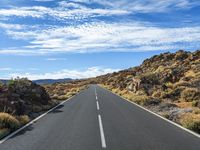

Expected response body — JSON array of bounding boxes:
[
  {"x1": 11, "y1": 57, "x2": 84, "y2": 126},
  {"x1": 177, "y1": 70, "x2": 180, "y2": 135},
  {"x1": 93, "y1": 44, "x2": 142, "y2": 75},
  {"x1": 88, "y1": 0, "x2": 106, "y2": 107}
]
[
  {"x1": 0, "y1": 128, "x2": 10, "y2": 139},
  {"x1": 17, "y1": 115, "x2": 30, "y2": 125},
  {"x1": 181, "y1": 88, "x2": 200, "y2": 102},
  {"x1": 123, "y1": 93, "x2": 150, "y2": 106},
  {"x1": 185, "y1": 70, "x2": 196, "y2": 78},
  {"x1": 179, "y1": 113, "x2": 200, "y2": 133},
  {"x1": 0, "y1": 113, "x2": 20, "y2": 131}
]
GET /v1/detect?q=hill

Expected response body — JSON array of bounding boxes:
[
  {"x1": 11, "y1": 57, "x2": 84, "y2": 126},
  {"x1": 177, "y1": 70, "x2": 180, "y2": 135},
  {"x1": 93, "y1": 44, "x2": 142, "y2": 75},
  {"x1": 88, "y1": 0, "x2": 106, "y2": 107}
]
[
  {"x1": 0, "y1": 78, "x2": 72, "y2": 85},
  {"x1": 33, "y1": 78, "x2": 72, "y2": 85},
  {"x1": 43, "y1": 50, "x2": 200, "y2": 133},
  {"x1": 93, "y1": 50, "x2": 200, "y2": 133},
  {"x1": 0, "y1": 78, "x2": 84, "y2": 138}
]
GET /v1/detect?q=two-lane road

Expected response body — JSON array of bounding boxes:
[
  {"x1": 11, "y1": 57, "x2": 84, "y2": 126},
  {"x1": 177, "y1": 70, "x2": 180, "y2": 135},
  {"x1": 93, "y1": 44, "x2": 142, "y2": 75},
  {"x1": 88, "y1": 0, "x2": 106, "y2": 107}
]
[{"x1": 0, "y1": 85, "x2": 200, "y2": 150}]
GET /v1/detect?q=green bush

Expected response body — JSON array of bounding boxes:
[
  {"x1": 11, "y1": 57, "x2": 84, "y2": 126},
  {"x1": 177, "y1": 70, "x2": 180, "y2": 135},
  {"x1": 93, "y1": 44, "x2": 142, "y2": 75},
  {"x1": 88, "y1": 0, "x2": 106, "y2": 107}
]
[
  {"x1": 0, "y1": 128, "x2": 10, "y2": 139},
  {"x1": 7, "y1": 79, "x2": 15, "y2": 88}
]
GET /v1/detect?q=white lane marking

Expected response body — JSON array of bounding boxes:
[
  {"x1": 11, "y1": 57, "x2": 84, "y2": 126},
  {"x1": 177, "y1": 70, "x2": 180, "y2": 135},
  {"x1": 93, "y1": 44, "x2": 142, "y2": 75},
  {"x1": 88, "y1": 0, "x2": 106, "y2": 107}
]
[
  {"x1": 95, "y1": 87, "x2": 97, "y2": 96},
  {"x1": 95, "y1": 87, "x2": 98, "y2": 100},
  {"x1": 96, "y1": 101, "x2": 100, "y2": 110},
  {"x1": 0, "y1": 92, "x2": 80, "y2": 144},
  {"x1": 100, "y1": 86, "x2": 200, "y2": 139},
  {"x1": 98, "y1": 115, "x2": 106, "y2": 148}
]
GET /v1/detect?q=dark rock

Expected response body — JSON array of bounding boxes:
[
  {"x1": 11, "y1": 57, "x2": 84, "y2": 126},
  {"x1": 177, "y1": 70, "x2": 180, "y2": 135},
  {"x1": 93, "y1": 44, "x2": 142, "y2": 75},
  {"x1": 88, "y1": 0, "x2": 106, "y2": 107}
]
[
  {"x1": 144, "y1": 98, "x2": 161, "y2": 106},
  {"x1": 159, "y1": 103, "x2": 177, "y2": 111},
  {"x1": 0, "y1": 78, "x2": 51, "y2": 115}
]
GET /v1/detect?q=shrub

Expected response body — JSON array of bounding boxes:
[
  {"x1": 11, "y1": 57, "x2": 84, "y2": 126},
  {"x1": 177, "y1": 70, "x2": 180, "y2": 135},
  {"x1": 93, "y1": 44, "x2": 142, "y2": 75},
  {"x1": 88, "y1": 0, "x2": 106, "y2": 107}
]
[
  {"x1": 0, "y1": 128, "x2": 10, "y2": 139},
  {"x1": 0, "y1": 113, "x2": 20, "y2": 131},
  {"x1": 181, "y1": 88, "x2": 200, "y2": 102},
  {"x1": 0, "y1": 81, "x2": 4, "y2": 87},
  {"x1": 112, "y1": 88, "x2": 121, "y2": 94},
  {"x1": 179, "y1": 113, "x2": 200, "y2": 133},
  {"x1": 123, "y1": 93, "x2": 150, "y2": 106},
  {"x1": 152, "y1": 90, "x2": 163, "y2": 98},
  {"x1": 17, "y1": 115, "x2": 30, "y2": 125},
  {"x1": 7, "y1": 79, "x2": 15, "y2": 88},
  {"x1": 165, "y1": 82, "x2": 174, "y2": 89},
  {"x1": 192, "y1": 101, "x2": 198, "y2": 107}
]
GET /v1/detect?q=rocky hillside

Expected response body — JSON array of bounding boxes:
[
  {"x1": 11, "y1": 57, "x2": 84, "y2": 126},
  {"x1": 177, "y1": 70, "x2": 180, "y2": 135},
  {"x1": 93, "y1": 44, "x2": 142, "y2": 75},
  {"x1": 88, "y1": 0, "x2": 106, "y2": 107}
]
[
  {"x1": 95, "y1": 50, "x2": 200, "y2": 133},
  {"x1": 44, "y1": 79, "x2": 89, "y2": 101},
  {"x1": 0, "y1": 78, "x2": 86, "y2": 139},
  {"x1": 0, "y1": 78, "x2": 54, "y2": 116}
]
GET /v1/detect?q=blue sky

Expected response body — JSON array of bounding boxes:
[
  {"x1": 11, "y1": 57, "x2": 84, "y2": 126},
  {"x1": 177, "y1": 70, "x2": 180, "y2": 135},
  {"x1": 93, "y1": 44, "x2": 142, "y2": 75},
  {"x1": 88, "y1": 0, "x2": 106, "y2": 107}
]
[{"x1": 0, "y1": 0, "x2": 200, "y2": 79}]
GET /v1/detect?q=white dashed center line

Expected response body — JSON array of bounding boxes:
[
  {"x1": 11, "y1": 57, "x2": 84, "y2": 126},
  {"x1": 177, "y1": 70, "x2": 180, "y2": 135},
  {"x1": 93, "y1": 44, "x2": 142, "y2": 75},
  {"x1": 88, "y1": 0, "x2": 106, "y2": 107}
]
[
  {"x1": 95, "y1": 87, "x2": 107, "y2": 148},
  {"x1": 96, "y1": 101, "x2": 100, "y2": 110},
  {"x1": 98, "y1": 115, "x2": 107, "y2": 148}
]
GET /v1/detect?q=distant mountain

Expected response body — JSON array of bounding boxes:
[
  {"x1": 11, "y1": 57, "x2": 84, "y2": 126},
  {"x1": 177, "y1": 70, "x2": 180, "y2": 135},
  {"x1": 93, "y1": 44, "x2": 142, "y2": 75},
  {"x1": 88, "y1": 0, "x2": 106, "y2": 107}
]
[
  {"x1": 0, "y1": 79, "x2": 9, "y2": 84},
  {"x1": 0, "y1": 78, "x2": 72, "y2": 85},
  {"x1": 33, "y1": 78, "x2": 72, "y2": 85}
]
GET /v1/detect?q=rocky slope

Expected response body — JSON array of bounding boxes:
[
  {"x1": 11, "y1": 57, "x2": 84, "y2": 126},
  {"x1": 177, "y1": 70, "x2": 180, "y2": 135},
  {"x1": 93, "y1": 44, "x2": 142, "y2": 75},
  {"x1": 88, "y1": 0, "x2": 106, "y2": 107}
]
[
  {"x1": 94, "y1": 50, "x2": 200, "y2": 133},
  {"x1": 0, "y1": 78, "x2": 53, "y2": 116}
]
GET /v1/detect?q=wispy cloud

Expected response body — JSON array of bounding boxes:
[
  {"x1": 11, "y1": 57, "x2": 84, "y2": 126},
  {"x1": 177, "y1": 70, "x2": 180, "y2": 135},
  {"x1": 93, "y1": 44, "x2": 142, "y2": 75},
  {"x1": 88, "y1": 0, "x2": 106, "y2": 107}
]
[
  {"x1": 0, "y1": 68, "x2": 12, "y2": 71},
  {"x1": 0, "y1": 0, "x2": 200, "y2": 55},
  {"x1": 45, "y1": 58, "x2": 67, "y2": 61},
  {"x1": 0, "y1": 3, "x2": 128, "y2": 21},
  {"x1": 71, "y1": 0, "x2": 199, "y2": 12},
  {"x1": 1, "y1": 21, "x2": 200, "y2": 55},
  {"x1": 2, "y1": 0, "x2": 196, "y2": 22},
  {"x1": 8, "y1": 66, "x2": 119, "y2": 80}
]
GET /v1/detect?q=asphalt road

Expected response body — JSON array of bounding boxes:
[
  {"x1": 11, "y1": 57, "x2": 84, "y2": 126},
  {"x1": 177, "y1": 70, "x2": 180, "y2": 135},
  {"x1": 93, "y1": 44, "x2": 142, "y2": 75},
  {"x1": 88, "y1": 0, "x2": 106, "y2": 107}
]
[{"x1": 0, "y1": 85, "x2": 200, "y2": 150}]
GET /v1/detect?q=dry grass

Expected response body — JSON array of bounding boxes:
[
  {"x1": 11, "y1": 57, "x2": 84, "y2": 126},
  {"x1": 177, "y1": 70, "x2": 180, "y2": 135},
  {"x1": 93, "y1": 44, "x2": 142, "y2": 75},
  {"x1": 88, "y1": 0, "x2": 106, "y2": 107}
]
[
  {"x1": 185, "y1": 70, "x2": 196, "y2": 78},
  {"x1": 175, "y1": 102, "x2": 192, "y2": 108},
  {"x1": 101, "y1": 85, "x2": 150, "y2": 106},
  {"x1": 179, "y1": 113, "x2": 200, "y2": 133},
  {"x1": 122, "y1": 93, "x2": 150, "y2": 106},
  {"x1": 181, "y1": 88, "x2": 200, "y2": 102},
  {"x1": 49, "y1": 85, "x2": 87, "y2": 101},
  {"x1": 0, "y1": 128, "x2": 10, "y2": 139},
  {"x1": 0, "y1": 113, "x2": 20, "y2": 131},
  {"x1": 17, "y1": 115, "x2": 30, "y2": 125}
]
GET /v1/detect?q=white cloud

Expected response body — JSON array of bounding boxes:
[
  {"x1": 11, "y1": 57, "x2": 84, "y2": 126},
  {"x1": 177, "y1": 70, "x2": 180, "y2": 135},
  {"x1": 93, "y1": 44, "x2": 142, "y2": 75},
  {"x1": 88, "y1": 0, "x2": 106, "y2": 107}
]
[
  {"x1": 72, "y1": 0, "x2": 199, "y2": 12},
  {"x1": 2, "y1": 21, "x2": 200, "y2": 55},
  {"x1": 45, "y1": 58, "x2": 67, "y2": 61},
  {"x1": 0, "y1": 23, "x2": 25, "y2": 30},
  {"x1": 0, "y1": 3, "x2": 128, "y2": 21},
  {"x1": 0, "y1": 1, "x2": 200, "y2": 55},
  {"x1": 0, "y1": 68, "x2": 12, "y2": 71},
  {"x1": 0, "y1": 0, "x2": 198, "y2": 21},
  {"x1": 8, "y1": 67, "x2": 119, "y2": 80}
]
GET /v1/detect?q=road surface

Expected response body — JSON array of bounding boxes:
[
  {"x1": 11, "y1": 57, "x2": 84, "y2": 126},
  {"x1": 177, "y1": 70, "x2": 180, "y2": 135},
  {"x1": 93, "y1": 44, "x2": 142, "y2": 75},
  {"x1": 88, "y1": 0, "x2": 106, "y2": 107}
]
[{"x1": 0, "y1": 85, "x2": 200, "y2": 150}]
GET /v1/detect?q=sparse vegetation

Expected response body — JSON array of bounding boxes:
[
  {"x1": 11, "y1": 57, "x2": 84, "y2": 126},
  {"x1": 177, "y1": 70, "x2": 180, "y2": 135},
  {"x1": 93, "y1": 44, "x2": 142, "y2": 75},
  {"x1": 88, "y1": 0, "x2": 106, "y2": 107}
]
[
  {"x1": 97, "y1": 50, "x2": 200, "y2": 133},
  {"x1": 0, "y1": 113, "x2": 20, "y2": 131},
  {"x1": 179, "y1": 113, "x2": 200, "y2": 133},
  {"x1": 0, "y1": 78, "x2": 87, "y2": 139},
  {"x1": 17, "y1": 115, "x2": 30, "y2": 126},
  {"x1": 181, "y1": 88, "x2": 200, "y2": 102}
]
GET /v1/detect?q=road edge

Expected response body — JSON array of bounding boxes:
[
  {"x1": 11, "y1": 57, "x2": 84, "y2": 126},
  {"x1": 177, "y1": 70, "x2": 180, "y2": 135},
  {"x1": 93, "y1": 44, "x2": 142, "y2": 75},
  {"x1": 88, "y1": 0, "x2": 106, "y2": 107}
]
[
  {"x1": 0, "y1": 89, "x2": 83, "y2": 144},
  {"x1": 98, "y1": 85, "x2": 200, "y2": 139}
]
